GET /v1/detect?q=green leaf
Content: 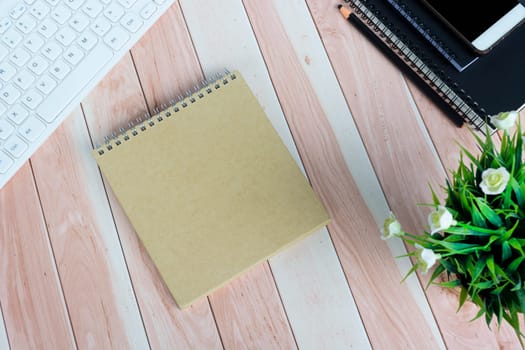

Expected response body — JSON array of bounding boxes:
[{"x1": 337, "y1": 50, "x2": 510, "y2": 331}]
[
  {"x1": 471, "y1": 203, "x2": 486, "y2": 228},
  {"x1": 508, "y1": 238, "x2": 525, "y2": 256},
  {"x1": 486, "y1": 255, "x2": 498, "y2": 283},
  {"x1": 426, "y1": 263, "x2": 445, "y2": 289},
  {"x1": 507, "y1": 256, "x2": 525, "y2": 273},
  {"x1": 435, "y1": 279, "x2": 462, "y2": 288},
  {"x1": 502, "y1": 241, "x2": 512, "y2": 262},
  {"x1": 429, "y1": 185, "x2": 440, "y2": 206},
  {"x1": 458, "y1": 287, "x2": 468, "y2": 312},
  {"x1": 472, "y1": 255, "x2": 488, "y2": 283},
  {"x1": 471, "y1": 280, "x2": 494, "y2": 290},
  {"x1": 474, "y1": 197, "x2": 503, "y2": 227},
  {"x1": 510, "y1": 177, "x2": 524, "y2": 207}
]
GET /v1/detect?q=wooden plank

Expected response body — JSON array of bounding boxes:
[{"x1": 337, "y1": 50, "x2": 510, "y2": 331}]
[
  {"x1": 179, "y1": 0, "x2": 372, "y2": 348},
  {"x1": 130, "y1": 3, "x2": 297, "y2": 348},
  {"x1": 306, "y1": 0, "x2": 521, "y2": 348},
  {"x1": 30, "y1": 107, "x2": 149, "y2": 349},
  {"x1": 267, "y1": 1, "x2": 445, "y2": 347},
  {"x1": 83, "y1": 53, "x2": 222, "y2": 349},
  {"x1": 208, "y1": 263, "x2": 297, "y2": 350},
  {"x1": 241, "y1": 0, "x2": 442, "y2": 348},
  {"x1": 0, "y1": 164, "x2": 76, "y2": 349}
]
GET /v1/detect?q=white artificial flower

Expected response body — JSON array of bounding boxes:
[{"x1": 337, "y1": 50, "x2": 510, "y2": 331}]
[
  {"x1": 428, "y1": 206, "x2": 457, "y2": 234},
  {"x1": 380, "y1": 212, "x2": 403, "y2": 240},
  {"x1": 415, "y1": 244, "x2": 440, "y2": 274},
  {"x1": 479, "y1": 167, "x2": 510, "y2": 195},
  {"x1": 489, "y1": 111, "x2": 518, "y2": 131}
]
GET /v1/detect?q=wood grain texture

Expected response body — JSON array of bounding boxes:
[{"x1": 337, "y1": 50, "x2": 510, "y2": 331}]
[
  {"x1": 180, "y1": 0, "x2": 372, "y2": 348},
  {"x1": 242, "y1": 0, "x2": 442, "y2": 348},
  {"x1": 0, "y1": 164, "x2": 75, "y2": 349},
  {"x1": 307, "y1": 0, "x2": 521, "y2": 348},
  {"x1": 267, "y1": 1, "x2": 445, "y2": 346},
  {"x1": 208, "y1": 263, "x2": 297, "y2": 350},
  {"x1": 83, "y1": 55, "x2": 222, "y2": 349},
  {"x1": 30, "y1": 107, "x2": 149, "y2": 349}
]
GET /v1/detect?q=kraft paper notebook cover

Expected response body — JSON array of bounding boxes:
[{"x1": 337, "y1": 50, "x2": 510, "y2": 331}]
[{"x1": 93, "y1": 71, "x2": 330, "y2": 308}]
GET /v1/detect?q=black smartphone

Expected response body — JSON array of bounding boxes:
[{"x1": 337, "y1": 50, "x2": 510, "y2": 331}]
[{"x1": 421, "y1": 0, "x2": 525, "y2": 54}]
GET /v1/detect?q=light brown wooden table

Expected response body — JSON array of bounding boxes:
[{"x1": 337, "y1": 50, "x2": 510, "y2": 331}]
[{"x1": 0, "y1": 0, "x2": 522, "y2": 349}]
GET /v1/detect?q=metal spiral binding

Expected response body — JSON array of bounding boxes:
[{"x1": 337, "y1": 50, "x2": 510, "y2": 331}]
[
  {"x1": 343, "y1": 0, "x2": 492, "y2": 133},
  {"x1": 95, "y1": 70, "x2": 237, "y2": 155}
]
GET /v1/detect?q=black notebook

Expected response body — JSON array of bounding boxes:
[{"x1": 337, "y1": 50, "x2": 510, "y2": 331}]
[
  {"x1": 344, "y1": 0, "x2": 525, "y2": 132},
  {"x1": 385, "y1": 0, "x2": 478, "y2": 71}
]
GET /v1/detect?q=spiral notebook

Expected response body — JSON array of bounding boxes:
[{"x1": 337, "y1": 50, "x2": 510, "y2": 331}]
[
  {"x1": 343, "y1": 0, "x2": 525, "y2": 132},
  {"x1": 93, "y1": 71, "x2": 330, "y2": 308},
  {"x1": 385, "y1": 0, "x2": 478, "y2": 71}
]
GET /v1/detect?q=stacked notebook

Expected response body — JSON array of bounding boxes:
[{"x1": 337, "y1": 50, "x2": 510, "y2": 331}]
[
  {"x1": 93, "y1": 71, "x2": 330, "y2": 308},
  {"x1": 344, "y1": 0, "x2": 525, "y2": 131}
]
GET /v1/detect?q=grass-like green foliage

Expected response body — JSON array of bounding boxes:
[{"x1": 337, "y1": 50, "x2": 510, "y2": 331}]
[{"x1": 403, "y1": 125, "x2": 525, "y2": 343}]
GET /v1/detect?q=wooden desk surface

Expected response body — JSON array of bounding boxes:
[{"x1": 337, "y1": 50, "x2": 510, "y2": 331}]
[{"x1": 0, "y1": 1, "x2": 521, "y2": 349}]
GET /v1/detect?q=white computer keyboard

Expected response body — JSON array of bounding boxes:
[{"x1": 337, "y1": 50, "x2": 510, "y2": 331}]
[{"x1": 0, "y1": 0, "x2": 175, "y2": 189}]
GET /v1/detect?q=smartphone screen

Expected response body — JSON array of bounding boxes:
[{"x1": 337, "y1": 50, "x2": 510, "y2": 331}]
[{"x1": 422, "y1": 0, "x2": 519, "y2": 41}]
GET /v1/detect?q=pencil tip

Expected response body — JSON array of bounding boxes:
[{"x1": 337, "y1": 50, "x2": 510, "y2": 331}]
[{"x1": 337, "y1": 4, "x2": 343, "y2": 9}]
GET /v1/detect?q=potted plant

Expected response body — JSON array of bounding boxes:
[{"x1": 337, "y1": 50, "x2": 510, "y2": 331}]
[{"x1": 381, "y1": 111, "x2": 525, "y2": 344}]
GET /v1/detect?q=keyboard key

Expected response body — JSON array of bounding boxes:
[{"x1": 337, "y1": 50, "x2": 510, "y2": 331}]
[
  {"x1": 41, "y1": 41, "x2": 62, "y2": 60},
  {"x1": 104, "y1": 27, "x2": 129, "y2": 50},
  {"x1": 120, "y1": 13, "x2": 142, "y2": 33},
  {"x1": 24, "y1": 32, "x2": 45, "y2": 52},
  {"x1": 51, "y1": 5, "x2": 72, "y2": 24},
  {"x1": 27, "y1": 55, "x2": 48, "y2": 75},
  {"x1": 118, "y1": 0, "x2": 137, "y2": 8},
  {"x1": 30, "y1": 1, "x2": 51, "y2": 20},
  {"x1": 9, "y1": 3, "x2": 27, "y2": 20},
  {"x1": 104, "y1": 3, "x2": 125, "y2": 22},
  {"x1": 83, "y1": 0, "x2": 103, "y2": 18},
  {"x1": 91, "y1": 17, "x2": 111, "y2": 36},
  {"x1": 49, "y1": 59, "x2": 70, "y2": 80},
  {"x1": 0, "y1": 103, "x2": 6, "y2": 115},
  {"x1": 21, "y1": 89, "x2": 43, "y2": 109},
  {"x1": 140, "y1": 3, "x2": 156, "y2": 19},
  {"x1": 56, "y1": 27, "x2": 76, "y2": 46},
  {"x1": 0, "y1": 120, "x2": 14, "y2": 140},
  {"x1": 13, "y1": 69, "x2": 35, "y2": 89},
  {"x1": 2, "y1": 28, "x2": 23, "y2": 48},
  {"x1": 37, "y1": 43, "x2": 112, "y2": 122},
  {"x1": 15, "y1": 14, "x2": 36, "y2": 33},
  {"x1": 0, "y1": 18, "x2": 13, "y2": 34},
  {"x1": 38, "y1": 18, "x2": 58, "y2": 38},
  {"x1": 0, "y1": 152, "x2": 14, "y2": 173},
  {"x1": 7, "y1": 104, "x2": 29, "y2": 124},
  {"x1": 63, "y1": 46, "x2": 84, "y2": 65},
  {"x1": 70, "y1": 13, "x2": 90, "y2": 32},
  {"x1": 9, "y1": 48, "x2": 31, "y2": 67},
  {"x1": 0, "y1": 62, "x2": 17, "y2": 81},
  {"x1": 65, "y1": 0, "x2": 86, "y2": 10},
  {"x1": 4, "y1": 135, "x2": 28, "y2": 158},
  {"x1": 77, "y1": 32, "x2": 97, "y2": 50},
  {"x1": 36, "y1": 74, "x2": 57, "y2": 94},
  {"x1": 0, "y1": 44, "x2": 8, "y2": 61},
  {"x1": 0, "y1": 84, "x2": 21, "y2": 104},
  {"x1": 19, "y1": 116, "x2": 45, "y2": 141}
]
